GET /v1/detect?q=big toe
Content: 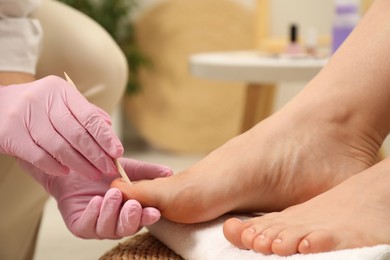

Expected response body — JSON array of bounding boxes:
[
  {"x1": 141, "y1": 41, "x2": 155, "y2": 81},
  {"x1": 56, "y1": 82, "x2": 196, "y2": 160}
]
[
  {"x1": 111, "y1": 176, "x2": 197, "y2": 223},
  {"x1": 223, "y1": 218, "x2": 248, "y2": 249},
  {"x1": 110, "y1": 177, "x2": 165, "y2": 210}
]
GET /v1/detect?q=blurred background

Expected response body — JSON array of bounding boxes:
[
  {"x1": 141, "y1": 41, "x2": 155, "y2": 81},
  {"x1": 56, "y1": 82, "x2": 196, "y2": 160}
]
[{"x1": 34, "y1": 0, "x2": 380, "y2": 259}]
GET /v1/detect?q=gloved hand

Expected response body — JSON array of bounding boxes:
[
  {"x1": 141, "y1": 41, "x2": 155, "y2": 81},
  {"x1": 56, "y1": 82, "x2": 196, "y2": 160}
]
[
  {"x1": 0, "y1": 75, "x2": 123, "y2": 180},
  {"x1": 20, "y1": 157, "x2": 173, "y2": 239}
]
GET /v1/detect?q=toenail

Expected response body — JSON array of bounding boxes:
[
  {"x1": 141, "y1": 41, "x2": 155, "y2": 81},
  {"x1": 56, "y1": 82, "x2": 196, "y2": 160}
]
[
  {"x1": 301, "y1": 239, "x2": 310, "y2": 248},
  {"x1": 259, "y1": 234, "x2": 266, "y2": 240},
  {"x1": 274, "y1": 238, "x2": 282, "y2": 244},
  {"x1": 246, "y1": 228, "x2": 255, "y2": 234},
  {"x1": 234, "y1": 218, "x2": 243, "y2": 223}
]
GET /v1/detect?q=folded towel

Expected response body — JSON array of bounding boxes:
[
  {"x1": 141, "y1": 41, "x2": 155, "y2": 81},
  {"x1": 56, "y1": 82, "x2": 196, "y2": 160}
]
[{"x1": 147, "y1": 214, "x2": 390, "y2": 260}]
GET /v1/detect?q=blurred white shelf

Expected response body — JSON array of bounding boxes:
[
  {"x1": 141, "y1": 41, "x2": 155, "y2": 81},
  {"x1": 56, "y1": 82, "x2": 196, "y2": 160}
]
[{"x1": 189, "y1": 50, "x2": 328, "y2": 83}]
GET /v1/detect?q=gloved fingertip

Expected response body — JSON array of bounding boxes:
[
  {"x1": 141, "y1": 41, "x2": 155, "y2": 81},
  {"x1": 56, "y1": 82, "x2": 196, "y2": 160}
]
[
  {"x1": 102, "y1": 132, "x2": 124, "y2": 158},
  {"x1": 111, "y1": 143, "x2": 124, "y2": 158},
  {"x1": 96, "y1": 107, "x2": 112, "y2": 124},
  {"x1": 159, "y1": 167, "x2": 174, "y2": 177},
  {"x1": 106, "y1": 187, "x2": 122, "y2": 200},
  {"x1": 115, "y1": 201, "x2": 142, "y2": 236},
  {"x1": 89, "y1": 196, "x2": 104, "y2": 209},
  {"x1": 141, "y1": 208, "x2": 161, "y2": 226},
  {"x1": 124, "y1": 200, "x2": 142, "y2": 211}
]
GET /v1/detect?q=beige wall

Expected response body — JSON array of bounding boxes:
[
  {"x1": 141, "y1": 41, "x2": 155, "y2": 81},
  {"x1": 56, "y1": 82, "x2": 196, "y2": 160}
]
[{"x1": 270, "y1": 0, "x2": 333, "y2": 37}]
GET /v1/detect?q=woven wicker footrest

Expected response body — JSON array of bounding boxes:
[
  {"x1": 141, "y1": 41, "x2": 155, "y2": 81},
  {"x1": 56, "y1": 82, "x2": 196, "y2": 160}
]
[{"x1": 100, "y1": 232, "x2": 183, "y2": 260}]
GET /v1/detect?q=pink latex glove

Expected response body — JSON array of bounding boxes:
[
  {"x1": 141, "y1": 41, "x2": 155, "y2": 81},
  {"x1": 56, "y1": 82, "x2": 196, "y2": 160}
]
[
  {"x1": 21, "y1": 157, "x2": 173, "y2": 239},
  {"x1": 0, "y1": 76, "x2": 123, "y2": 180}
]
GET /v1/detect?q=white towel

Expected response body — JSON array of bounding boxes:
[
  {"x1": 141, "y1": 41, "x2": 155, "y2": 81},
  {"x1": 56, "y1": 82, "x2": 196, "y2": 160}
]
[{"x1": 147, "y1": 214, "x2": 390, "y2": 260}]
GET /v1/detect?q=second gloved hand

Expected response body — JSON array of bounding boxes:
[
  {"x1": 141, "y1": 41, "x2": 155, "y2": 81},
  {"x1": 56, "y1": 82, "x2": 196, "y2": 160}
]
[{"x1": 21, "y1": 157, "x2": 173, "y2": 239}]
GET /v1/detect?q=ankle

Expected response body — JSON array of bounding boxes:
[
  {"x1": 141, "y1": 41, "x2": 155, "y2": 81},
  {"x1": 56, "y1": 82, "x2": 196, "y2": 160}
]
[{"x1": 287, "y1": 88, "x2": 384, "y2": 159}]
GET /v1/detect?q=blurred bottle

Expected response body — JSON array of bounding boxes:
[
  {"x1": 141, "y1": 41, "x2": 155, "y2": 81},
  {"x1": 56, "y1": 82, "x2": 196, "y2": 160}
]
[
  {"x1": 285, "y1": 23, "x2": 303, "y2": 55},
  {"x1": 332, "y1": 0, "x2": 361, "y2": 53},
  {"x1": 305, "y1": 27, "x2": 318, "y2": 57}
]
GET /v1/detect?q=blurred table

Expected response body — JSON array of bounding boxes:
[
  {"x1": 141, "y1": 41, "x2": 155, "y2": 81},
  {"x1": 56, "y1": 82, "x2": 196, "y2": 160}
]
[{"x1": 189, "y1": 51, "x2": 328, "y2": 132}]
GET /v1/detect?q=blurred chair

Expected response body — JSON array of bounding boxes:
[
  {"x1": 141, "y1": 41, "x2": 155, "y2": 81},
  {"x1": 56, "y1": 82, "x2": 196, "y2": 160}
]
[
  {"x1": 124, "y1": 0, "x2": 255, "y2": 153},
  {"x1": 34, "y1": 0, "x2": 128, "y2": 114}
]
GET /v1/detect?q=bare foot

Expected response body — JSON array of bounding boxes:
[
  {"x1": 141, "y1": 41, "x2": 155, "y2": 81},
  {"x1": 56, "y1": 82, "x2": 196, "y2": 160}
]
[
  {"x1": 111, "y1": 63, "x2": 386, "y2": 224},
  {"x1": 111, "y1": 88, "x2": 382, "y2": 224},
  {"x1": 223, "y1": 157, "x2": 390, "y2": 256}
]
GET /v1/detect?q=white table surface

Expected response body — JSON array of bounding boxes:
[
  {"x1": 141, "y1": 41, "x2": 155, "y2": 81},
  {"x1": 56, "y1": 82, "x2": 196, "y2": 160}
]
[{"x1": 189, "y1": 50, "x2": 328, "y2": 83}]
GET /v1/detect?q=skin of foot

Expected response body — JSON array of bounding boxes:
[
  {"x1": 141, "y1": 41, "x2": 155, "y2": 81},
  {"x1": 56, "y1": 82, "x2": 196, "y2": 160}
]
[
  {"x1": 111, "y1": 90, "x2": 381, "y2": 223},
  {"x1": 223, "y1": 157, "x2": 390, "y2": 256}
]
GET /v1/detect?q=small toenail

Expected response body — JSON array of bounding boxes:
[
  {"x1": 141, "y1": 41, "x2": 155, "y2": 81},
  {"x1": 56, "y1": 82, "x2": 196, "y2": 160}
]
[
  {"x1": 247, "y1": 228, "x2": 255, "y2": 234},
  {"x1": 259, "y1": 234, "x2": 266, "y2": 240},
  {"x1": 302, "y1": 239, "x2": 310, "y2": 248},
  {"x1": 274, "y1": 238, "x2": 282, "y2": 244}
]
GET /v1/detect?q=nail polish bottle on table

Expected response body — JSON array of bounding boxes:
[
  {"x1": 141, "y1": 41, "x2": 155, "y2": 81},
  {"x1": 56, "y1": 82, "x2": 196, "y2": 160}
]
[{"x1": 285, "y1": 23, "x2": 303, "y2": 56}]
